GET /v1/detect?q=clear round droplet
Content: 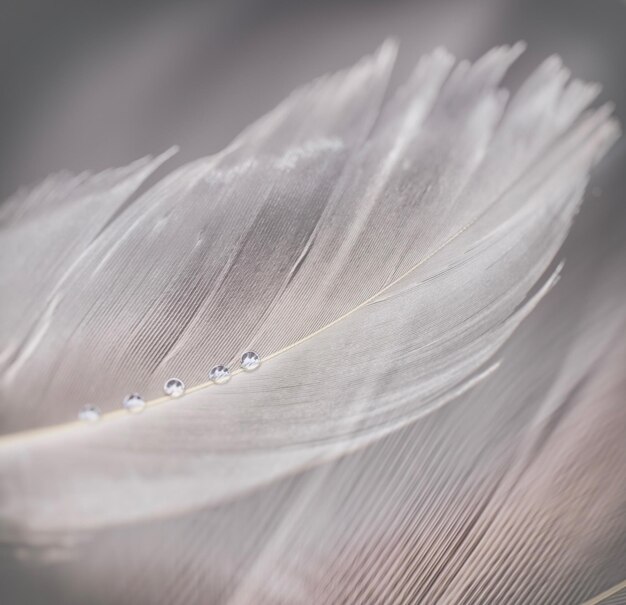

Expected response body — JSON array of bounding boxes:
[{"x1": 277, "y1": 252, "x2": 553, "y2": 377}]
[
  {"x1": 78, "y1": 404, "x2": 101, "y2": 422},
  {"x1": 164, "y1": 378, "x2": 185, "y2": 398},
  {"x1": 209, "y1": 365, "x2": 230, "y2": 384},
  {"x1": 123, "y1": 393, "x2": 146, "y2": 413},
  {"x1": 240, "y1": 351, "x2": 260, "y2": 371}
]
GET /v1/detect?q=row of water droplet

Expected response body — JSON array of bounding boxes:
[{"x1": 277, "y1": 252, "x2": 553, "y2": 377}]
[{"x1": 78, "y1": 351, "x2": 261, "y2": 422}]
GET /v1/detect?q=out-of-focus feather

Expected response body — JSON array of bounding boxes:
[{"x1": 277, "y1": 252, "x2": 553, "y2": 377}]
[
  {"x1": 587, "y1": 583, "x2": 626, "y2": 605},
  {"x1": 0, "y1": 44, "x2": 624, "y2": 604},
  {"x1": 0, "y1": 151, "x2": 175, "y2": 361}
]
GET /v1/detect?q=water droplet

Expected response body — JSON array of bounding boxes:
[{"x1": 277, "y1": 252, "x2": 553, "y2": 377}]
[
  {"x1": 240, "y1": 351, "x2": 260, "y2": 371},
  {"x1": 209, "y1": 365, "x2": 230, "y2": 384},
  {"x1": 123, "y1": 393, "x2": 146, "y2": 413},
  {"x1": 78, "y1": 404, "x2": 101, "y2": 422},
  {"x1": 164, "y1": 378, "x2": 185, "y2": 398}
]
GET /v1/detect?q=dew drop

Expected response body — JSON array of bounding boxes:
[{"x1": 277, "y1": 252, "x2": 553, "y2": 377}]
[
  {"x1": 209, "y1": 365, "x2": 230, "y2": 384},
  {"x1": 123, "y1": 393, "x2": 146, "y2": 413},
  {"x1": 78, "y1": 404, "x2": 101, "y2": 422},
  {"x1": 164, "y1": 378, "x2": 185, "y2": 398},
  {"x1": 240, "y1": 351, "x2": 260, "y2": 371}
]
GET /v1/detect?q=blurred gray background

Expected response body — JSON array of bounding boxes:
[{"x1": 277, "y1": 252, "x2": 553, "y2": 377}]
[{"x1": 0, "y1": 0, "x2": 624, "y2": 200}]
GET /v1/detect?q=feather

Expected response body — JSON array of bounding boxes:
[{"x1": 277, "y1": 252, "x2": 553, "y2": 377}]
[
  {"x1": 0, "y1": 43, "x2": 624, "y2": 603},
  {"x1": 0, "y1": 150, "x2": 176, "y2": 366}
]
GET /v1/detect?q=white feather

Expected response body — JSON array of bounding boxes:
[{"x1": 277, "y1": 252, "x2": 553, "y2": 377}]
[{"x1": 0, "y1": 43, "x2": 624, "y2": 604}]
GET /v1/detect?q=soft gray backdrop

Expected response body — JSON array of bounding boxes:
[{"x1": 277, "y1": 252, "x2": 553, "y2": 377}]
[{"x1": 1, "y1": 0, "x2": 624, "y2": 200}]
